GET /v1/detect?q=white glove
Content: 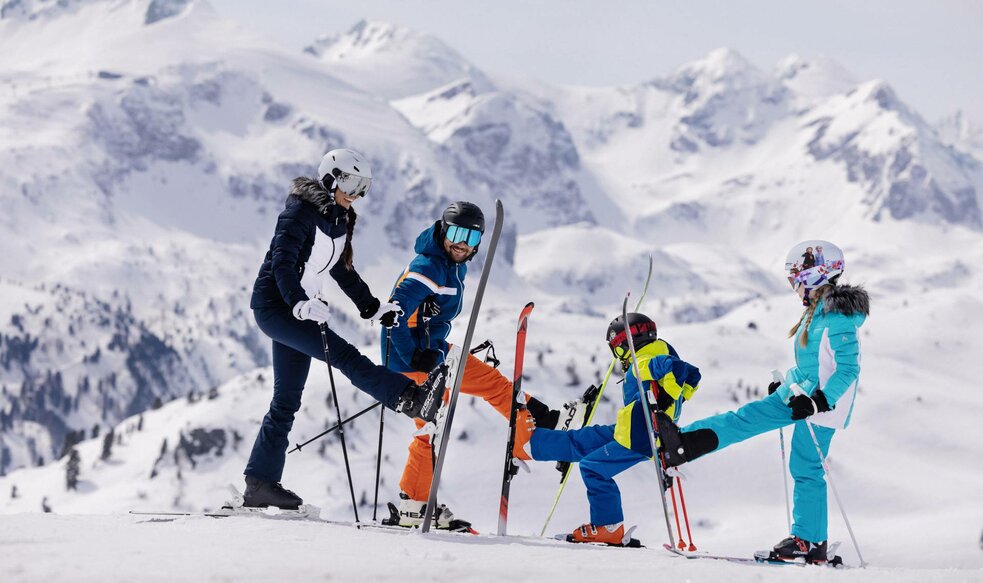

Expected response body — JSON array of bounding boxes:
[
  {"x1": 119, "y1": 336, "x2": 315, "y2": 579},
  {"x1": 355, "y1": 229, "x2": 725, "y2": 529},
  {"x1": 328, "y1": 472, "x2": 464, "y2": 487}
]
[
  {"x1": 293, "y1": 299, "x2": 331, "y2": 323},
  {"x1": 372, "y1": 301, "x2": 404, "y2": 328}
]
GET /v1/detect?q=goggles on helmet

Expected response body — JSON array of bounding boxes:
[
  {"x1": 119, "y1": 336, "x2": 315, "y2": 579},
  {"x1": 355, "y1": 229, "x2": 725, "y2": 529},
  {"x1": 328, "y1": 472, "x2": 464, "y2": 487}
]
[
  {"x1": 607, "y1": 321, "x2": 657, "y2": 360},
  {"x1": 445, "y1": 224, "x2": 482, "y2": 247},
  {"x1": 334, "y1": 172, "x2": 371, "y2": 198}
]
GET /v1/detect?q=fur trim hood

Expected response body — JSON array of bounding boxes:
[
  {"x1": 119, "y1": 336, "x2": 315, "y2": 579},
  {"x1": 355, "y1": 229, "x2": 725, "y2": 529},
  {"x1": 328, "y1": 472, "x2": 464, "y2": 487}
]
[
  {"x1": 288, "y1": 177, "x2": 333, "y2": 213},
  {"x1": 823, "y1": 283, "x2": 869, "y2": 317}
]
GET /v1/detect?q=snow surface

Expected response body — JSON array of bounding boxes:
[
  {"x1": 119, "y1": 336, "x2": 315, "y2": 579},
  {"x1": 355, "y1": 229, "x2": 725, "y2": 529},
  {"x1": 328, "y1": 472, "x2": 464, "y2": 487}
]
[{"x1": 0, "y1": 513, "x2": 977, "y2": 583}]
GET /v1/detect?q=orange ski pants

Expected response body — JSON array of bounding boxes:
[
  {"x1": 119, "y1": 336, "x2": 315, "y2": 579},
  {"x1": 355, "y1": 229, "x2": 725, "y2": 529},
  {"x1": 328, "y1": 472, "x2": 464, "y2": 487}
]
[{"x1": 399, "y1": 353, "x2": 522, "y2": 501}]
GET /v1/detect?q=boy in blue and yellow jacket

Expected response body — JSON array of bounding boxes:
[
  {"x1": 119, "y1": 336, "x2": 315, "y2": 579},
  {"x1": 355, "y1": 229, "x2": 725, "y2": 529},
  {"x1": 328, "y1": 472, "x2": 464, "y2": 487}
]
[{"x1": 513, "y1": 312, "x2": 701, "y2": 546}]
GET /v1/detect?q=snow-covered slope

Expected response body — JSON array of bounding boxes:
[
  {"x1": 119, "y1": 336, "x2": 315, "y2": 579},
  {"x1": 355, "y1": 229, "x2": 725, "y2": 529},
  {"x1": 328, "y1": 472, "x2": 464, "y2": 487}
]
[{"x1": 0, "y1": 513, "x2": 976, "y2": 582}]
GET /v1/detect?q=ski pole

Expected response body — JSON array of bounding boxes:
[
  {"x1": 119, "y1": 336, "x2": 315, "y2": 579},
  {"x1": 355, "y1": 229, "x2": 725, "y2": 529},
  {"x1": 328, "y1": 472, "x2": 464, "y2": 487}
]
[
  {"x1": 675, "y1": 476, "x2": 697, "y2": 551},
  {"x1": 667, "y1": 469, "x2": 687, "y2": 549},
  {"x1": 787, "y1": 381, "x2": 866, "y2": 567},
  {"x1": 771, "y1": 369, "x2": 793, "y2": 533},
  {"x1": 319, "y1": 322, "x2": 360, "y2": 525},
  {"x1": 372, "y1": 329, "x2": 391, "y2": 522},
  {"x1": 287, "y1": 402, "x2": 381, "y2": 454}
]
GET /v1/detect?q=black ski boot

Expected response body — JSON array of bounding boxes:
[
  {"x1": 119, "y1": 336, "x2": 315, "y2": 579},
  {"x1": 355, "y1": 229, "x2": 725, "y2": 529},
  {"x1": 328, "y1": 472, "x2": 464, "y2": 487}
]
[
  {"x1": 769, "y1": 535, "x2": 829, "y2": 564},
  {"x1": 396, "y1": 364, "x2": 449, "y2": 422},
  {"x1": 526, "y1": 396, "x2": 561, "y2": 430},
  {"x1": 243, "y1": 476, "x2": 303, "y2": 510},
  {"x1": 654, "y1": 411, "x2": 718, "y2": 467}
]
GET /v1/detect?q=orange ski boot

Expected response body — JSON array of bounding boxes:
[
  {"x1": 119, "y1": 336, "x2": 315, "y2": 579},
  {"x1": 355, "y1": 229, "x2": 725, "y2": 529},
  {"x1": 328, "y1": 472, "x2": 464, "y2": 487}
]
[
  {"x1": 565, "y1": 523, "x2": 641, "y2": 547},
  {"x1": 512, "y1": 408, "x2": 535, "y2": 461}
]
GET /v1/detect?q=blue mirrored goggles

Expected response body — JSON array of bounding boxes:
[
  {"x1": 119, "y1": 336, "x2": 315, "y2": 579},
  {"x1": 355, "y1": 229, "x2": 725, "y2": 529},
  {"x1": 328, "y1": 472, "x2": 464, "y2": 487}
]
[{"x1": 445, "y1": 224, "x2": 482, "y2": 247}]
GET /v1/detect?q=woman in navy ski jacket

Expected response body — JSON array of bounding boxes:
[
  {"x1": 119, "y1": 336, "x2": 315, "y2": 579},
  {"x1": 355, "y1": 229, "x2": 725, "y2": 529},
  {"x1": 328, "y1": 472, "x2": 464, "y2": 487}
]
[{"x1": 242, "y1": 149, "x2": 447, "y2": 510}]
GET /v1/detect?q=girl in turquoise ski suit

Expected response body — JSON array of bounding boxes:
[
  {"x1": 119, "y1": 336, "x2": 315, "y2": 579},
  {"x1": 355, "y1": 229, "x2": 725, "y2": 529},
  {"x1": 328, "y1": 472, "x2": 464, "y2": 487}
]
[{"x1": 660, "y1": 243, "x2": 869, "y2": 560}]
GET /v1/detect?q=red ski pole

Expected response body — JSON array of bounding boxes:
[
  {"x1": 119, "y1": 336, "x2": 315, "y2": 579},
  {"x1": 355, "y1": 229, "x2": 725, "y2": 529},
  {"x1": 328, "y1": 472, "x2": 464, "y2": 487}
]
[
  {"x1": 663, "y1": 453, "x2": 687, "y2": 550},
  {"x1": 676, "y1": 477, "x2": 697, "y2": 551}
]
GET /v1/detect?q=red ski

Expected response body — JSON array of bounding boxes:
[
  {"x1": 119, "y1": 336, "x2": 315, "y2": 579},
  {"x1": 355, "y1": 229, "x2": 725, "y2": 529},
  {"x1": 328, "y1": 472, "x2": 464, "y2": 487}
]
[{"x1": 497, "y1": 301, "x2": 535, "y2": 536}]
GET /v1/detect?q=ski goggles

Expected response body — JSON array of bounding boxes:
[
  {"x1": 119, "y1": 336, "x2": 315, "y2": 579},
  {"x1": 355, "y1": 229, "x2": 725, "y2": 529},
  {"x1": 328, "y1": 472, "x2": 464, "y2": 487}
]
[
  {"x1": 445, "y1": 224, "x2": 482, "y2": 247},
  {"x1": 608, "y1": 321, "x2": 657, "y2": 359},
  {"x1": 334, "y1": 172, "x2": 371, "y2": 198}
]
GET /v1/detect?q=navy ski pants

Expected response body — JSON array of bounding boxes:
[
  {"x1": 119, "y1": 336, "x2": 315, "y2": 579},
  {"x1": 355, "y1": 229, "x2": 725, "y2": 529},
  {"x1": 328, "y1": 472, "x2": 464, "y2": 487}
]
[{"x1": 244, "y1": 306, "x2": 413, "y2": 483}]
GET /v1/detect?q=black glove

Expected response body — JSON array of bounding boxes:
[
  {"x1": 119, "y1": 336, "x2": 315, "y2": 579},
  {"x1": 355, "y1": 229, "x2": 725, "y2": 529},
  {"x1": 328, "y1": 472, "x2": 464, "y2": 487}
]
[
  {"x1": 767, "y1": 381, "x2": 782, "y2": 395},
  {"x1": 358, "y1": 297, "x2": 381, "y2": 320},
  {"x1": 788, "y1": 390, "x2": 832, "y2": 420},
  {"x1": 379, "y1": 310, "x2": 399, "y2": 328},
  {"x1": 662, "y1": 472, "x2": 674, "y2": 492},
  {"x1": 410, "y1": 348, "x2": 442, "y2": 373},
  {"x1": 655, "y1": 386, "x2": 675, "y2": 412},
  {"x1": 420, "y1": 295, "x2": 441, "y2": 321}
]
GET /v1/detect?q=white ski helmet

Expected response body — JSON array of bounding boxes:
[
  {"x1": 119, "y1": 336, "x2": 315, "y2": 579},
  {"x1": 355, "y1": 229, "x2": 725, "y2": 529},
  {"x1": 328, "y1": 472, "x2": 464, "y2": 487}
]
[
  {"x1": 318, "y1": 148, "x2": 372, "y2": 198},
  {"x1": 784, "y1": 240, "x2": 844, "y2": 299}
]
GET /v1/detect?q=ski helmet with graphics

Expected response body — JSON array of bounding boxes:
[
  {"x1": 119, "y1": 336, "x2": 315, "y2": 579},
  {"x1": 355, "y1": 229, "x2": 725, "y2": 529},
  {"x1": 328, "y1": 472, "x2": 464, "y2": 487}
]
[
  {"x1": 606, "y1": 312, "x2": 658, "y2": 362},
  {"x1": 784, "y1": 240, "x2": 844, "y2": 306},
  {"x1": 440, "y1": 201, "x2": 485, "y2": 260},
  {"x1": 318, "y1": 149, "x2": 372, "y2": 198}
]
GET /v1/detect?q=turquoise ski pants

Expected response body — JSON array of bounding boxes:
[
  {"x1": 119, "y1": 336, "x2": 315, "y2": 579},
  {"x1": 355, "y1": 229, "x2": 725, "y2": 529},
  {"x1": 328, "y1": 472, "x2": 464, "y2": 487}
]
[{"x1": 682, "y1": 392, "x2": 835, "y2": 542}]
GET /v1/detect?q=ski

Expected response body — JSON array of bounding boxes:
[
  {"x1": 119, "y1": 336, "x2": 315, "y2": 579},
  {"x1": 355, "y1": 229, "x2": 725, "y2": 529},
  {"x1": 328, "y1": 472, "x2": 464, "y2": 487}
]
[
  {"x1": 380, "y1": 501, "x2": 479, "y2": 534},
  {"x1": 556, "y1": 535, "x2": 644, "y2": 548},
  {"x1": 497, "y1": 301, "x2": 535, "y2": 536},
  {"x1": 555, "y1": 525, "x2": 644, "y2": 548},
  {"x1": 540, "y1": 255, "x2": 653, "y2": 536},
  {"x1": 421, "y1": 199, "x2": 505, "y2": 534},
  {"x1": 622, "y1": 293, "x2": 677, "y2": 549},
  {"x1": 665, "y1": 542, "x2": 847, "y2": 568}
]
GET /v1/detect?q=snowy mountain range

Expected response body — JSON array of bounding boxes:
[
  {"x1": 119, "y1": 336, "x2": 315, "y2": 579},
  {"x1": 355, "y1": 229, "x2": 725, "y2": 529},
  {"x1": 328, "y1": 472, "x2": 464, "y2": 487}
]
[{"x1": 1, "y1": 0, "x2": 982, "y2": 574}]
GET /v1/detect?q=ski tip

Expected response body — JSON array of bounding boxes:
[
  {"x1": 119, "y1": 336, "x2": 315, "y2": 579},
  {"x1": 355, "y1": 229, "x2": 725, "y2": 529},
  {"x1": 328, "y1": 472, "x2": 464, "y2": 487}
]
[{"x1": 524, "y1": 301, "x2": 534, "y2": 309}]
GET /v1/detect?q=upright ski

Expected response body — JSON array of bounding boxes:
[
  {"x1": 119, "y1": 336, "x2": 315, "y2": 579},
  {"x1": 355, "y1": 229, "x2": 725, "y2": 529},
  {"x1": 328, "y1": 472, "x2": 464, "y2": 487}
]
[
  {"x1": 497, "y1": 302, "x2": 535, "y2": 536},
  {"x1": 421, "y1": 199, "x2": 505, "y2": 534},
  {"x1": 540, "y1": 256, "x2": 653, "y2": 536}
]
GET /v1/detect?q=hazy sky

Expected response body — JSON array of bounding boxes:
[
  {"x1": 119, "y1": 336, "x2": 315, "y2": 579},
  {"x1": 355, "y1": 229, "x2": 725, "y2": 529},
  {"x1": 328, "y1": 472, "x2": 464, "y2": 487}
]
[{"x1": 208, "y1": 0, "x2": 982, "y2": 122}]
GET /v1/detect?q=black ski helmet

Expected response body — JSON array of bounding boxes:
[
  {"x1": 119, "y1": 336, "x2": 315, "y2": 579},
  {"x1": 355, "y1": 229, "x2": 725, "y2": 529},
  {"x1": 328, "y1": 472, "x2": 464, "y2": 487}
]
[
  {"x1": 440, "y1": 201, "x2": 485, "y2": 260},
  {"x1": 606, "y1": 313, "x2": 658, "y2": 361}
]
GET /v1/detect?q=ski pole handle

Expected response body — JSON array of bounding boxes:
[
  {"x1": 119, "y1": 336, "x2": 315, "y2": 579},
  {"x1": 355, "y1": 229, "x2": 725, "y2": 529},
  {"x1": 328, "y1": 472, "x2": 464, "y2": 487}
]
[{"x1": 788, "y1": 382, "x2": 807, "y2": 397}]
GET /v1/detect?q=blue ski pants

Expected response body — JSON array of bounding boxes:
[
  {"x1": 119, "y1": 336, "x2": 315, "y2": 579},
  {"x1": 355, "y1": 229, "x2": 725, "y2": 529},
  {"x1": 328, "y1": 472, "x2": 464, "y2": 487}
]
[
  {"x1": 244, "y1": 306, "x2": 413, "y2": 483},
  {"x1": 682, "y1": 392, "x2": 835, "y2": 542},
  {"x1": 530, "y1": 425, "x2": 649, "y2": 526}
]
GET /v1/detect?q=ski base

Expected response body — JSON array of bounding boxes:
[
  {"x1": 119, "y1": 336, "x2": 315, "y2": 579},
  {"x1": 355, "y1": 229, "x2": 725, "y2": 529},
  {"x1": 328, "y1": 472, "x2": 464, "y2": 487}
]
[
  {"x1": 129, "y1": 504, "x2": 321, "y2": 521},
  {"x1": 556, "y1": 533, "x2": 644, "y2": 548},
  {"x1": 665, "y1": 543, "x2": 847, "y2": 568}
]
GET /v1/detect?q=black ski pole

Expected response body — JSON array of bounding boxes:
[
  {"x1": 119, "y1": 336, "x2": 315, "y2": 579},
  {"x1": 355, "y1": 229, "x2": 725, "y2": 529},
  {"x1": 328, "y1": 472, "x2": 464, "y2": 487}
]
[
  {"x1": 372, "y1": 328, "x2": 391, "y2": 521},
  {"x1": 319, "y1": 322, "x2": 360, "y2": 524},
  {"x1": 287, "y1": 402, "x2": 381, "y2": 454}
]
